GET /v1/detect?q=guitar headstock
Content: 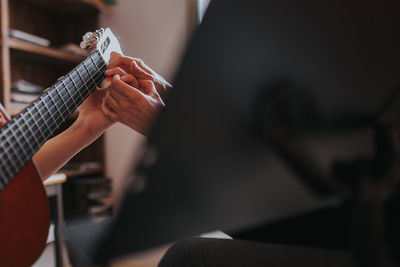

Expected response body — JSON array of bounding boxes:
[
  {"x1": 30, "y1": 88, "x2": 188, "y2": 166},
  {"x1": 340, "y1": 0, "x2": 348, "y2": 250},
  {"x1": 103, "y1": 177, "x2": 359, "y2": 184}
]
[{"x1": 80, "y1": 27, "x2": 122, "y2": 64}]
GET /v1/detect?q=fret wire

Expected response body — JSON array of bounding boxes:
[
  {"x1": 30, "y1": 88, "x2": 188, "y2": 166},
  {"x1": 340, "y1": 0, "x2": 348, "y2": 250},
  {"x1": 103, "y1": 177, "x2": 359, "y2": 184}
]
[
  {"x1": 26, "y1": 108, "x2": 42, "y2": 147},
  {"x1": 32, "y1": 103, "x2": 47, "y2": 141},
  {"x1": 0, "y1": 70, "x2": 105, "y2": 154},
  {"x1": 19, "y1": 114, "x2": 37, "y2": 153},
  {"x1": 0, "y1": 142, "x2": 14, "y2": 178},
  {"x1": 0, "y1": 165, "x2": 8, "y2": 181},
  {"x1": 0, "y1": 52, "x2": 106, "y2": 186},
  {"x1": 9, "y1": 134, "x2": 26, "y2": 164},
  {"x1": 41, "y1": 67, "x2": 103, "y2": 124},
  {"x1": 76, "y1": 69, "x2": 91, "y2": 95},
  {"x1": 48, "y1": 91, "x2": 65, "y2": 119},
  {"x1": 0, "y1": 158, "x2": 9, "y2": 182},
  {"x1": 0, "y1": 64, "x2": 106, "y2": 150},
  {"x1": 8, "y1": 124, "x2": 28, "y2": 162},
  {"x1": 2, "y1": 137, "x2": 19, "y2": 173},
  {"x1": 2, "y1": 146, "x2": 17, "y2": 173},
  {"x1": 34, "y1": 101, "x2": 52, "y2": 136},
  {"x1": 13, "y1": 119, "x2": 31, "y2": 159},
  {"x1": 90, "y1": 56, "x2": 101, "y2": 72},
  {"x1": 62, "y1": 80, "x2": 78, "y2": 105},
  {"x1": 42, "y1": 96, "x2": 60, "y2": 128},
  {"x1": 33, "y1": 101, "x2": 51, "y2": 136},
  {"x1": 21, "y1": 114, "x2": 47, "y2": 150},
  {"x1": 0, "y1": 159, "x2": 8, "y2": 183},
  {"x1": 0, "y1": 53, "x2": 106, "y2": 165},
  {"x1": 0, "y1": 169, "x2": 7, "y2": 186},
  {"x1": 46, "y1": 65, "x2": 105, "y2": 120},
  {"x1": 49, "y1": 57, "x2": 106, "y2": 116},
  {"x1": 54, "y1": 84, "x2": 72, "y2": 114},
  {"x1": 61, "y1": 79, "x2": 79, "y2": 109},
  {"x1": 0, "y1": 165, "x2": 8, "y2": 179},
  {"x1": 68, "y1": 73, "x2": 85, "y2": 102},
  {"x1": 58, "y1": 64, "x2": 104, "y2": 114},
  {"x1": 82, "y1": 61, "x2": 98, "y2": 86},
  {"x1": 0, "y1": 159, "x2": 13, "y2": 182}
]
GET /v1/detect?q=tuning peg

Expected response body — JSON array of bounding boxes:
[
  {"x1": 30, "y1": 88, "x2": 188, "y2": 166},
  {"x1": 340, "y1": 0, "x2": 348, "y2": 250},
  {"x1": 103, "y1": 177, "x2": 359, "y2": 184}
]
[
  {"x1": 83, "y1": 32, "x2": 93, "y2": 41},
  {"x1": 80, "y1": 40, "x2": 88, "y2": 49},
  {"x1": 80, "y1": 28, "x2": 105, "y2": 50}
]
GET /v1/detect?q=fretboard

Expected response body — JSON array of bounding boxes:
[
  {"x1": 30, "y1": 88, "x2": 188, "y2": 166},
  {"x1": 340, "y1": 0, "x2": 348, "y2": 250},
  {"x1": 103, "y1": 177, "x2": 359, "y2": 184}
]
[{"x1": 0, "y1": 50, "x2": 106, "y2": 189}]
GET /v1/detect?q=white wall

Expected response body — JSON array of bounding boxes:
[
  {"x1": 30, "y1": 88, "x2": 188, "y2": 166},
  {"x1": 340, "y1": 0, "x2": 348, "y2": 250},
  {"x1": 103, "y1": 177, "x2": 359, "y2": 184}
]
[{"x1": 99, "y1": 0, "x2": 197, "y2": 204}]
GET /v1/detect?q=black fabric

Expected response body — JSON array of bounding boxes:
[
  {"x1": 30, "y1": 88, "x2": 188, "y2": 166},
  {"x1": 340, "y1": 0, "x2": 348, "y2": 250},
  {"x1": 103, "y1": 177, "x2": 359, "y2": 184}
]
[{"x1": 159, "y1": 238, "x2": 398, "y2": 267}]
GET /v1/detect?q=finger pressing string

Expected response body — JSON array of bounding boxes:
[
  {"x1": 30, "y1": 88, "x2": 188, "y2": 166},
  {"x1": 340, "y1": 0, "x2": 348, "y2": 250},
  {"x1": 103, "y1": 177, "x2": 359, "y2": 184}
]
[
  {"x1": 120, "y1": 74, "x2": 139, "y2": 88},
  {"x1": 130, "y1": 60, "x2": 154, "y2": 80}
]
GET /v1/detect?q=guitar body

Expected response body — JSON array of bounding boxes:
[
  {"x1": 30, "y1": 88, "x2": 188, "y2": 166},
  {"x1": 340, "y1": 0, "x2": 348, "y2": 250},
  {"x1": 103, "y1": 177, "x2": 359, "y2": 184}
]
[{"x1": 0, "y1": 105, "x2": 50, "y2": 267}]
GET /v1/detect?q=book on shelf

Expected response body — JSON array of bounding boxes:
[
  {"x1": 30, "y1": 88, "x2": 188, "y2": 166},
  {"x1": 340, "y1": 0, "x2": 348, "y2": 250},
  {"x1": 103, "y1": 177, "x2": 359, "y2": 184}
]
[
  {"x1": 11, "y1": 92, "x2": 39, "y2": 103},
  {"x1": 9, "y1": 101, "x2": 28, "y2": 112},
  {"x1": 12, "y1": 79, "x2": 44, "y2": 94},
  {"x1": 11, "y1": 79, "x2": 44, "y2": 104},
  {"x1": 9, "y1": 29, "x2": 50, "y2": 47}
]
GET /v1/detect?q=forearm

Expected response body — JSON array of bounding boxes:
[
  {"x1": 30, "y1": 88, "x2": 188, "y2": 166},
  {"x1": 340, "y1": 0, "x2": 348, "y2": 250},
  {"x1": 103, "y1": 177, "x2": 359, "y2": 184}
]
[{"x1": 33, "y1": 117, "x2": 107, "y2": 181}]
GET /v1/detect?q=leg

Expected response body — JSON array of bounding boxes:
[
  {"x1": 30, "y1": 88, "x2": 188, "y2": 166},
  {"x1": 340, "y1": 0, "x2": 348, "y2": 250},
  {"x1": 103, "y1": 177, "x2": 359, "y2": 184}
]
[{"x1": 159, "y1": 237, "x2": 357, "y2": 267}]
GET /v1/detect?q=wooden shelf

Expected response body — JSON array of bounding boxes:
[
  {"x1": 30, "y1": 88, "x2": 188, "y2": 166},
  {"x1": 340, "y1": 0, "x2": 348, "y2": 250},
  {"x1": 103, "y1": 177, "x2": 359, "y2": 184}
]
[
  {"x1": 8, "y1": 38, "x2": 86, "y2": 64},
  {"x1": 1, "y1": 0, "x2": 104, "y2": 182}
]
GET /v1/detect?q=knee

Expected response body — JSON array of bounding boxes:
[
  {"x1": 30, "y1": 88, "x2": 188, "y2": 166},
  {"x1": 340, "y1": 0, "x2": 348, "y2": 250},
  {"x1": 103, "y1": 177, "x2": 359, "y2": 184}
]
[{"x1": 158, "y1": 237, "x2": 213, "y2": 267}]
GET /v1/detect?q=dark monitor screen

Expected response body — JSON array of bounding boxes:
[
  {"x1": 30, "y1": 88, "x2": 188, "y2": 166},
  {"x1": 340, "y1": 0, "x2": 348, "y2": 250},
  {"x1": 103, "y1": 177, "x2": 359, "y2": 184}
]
[{"x1": 93, "y1": 0, "x2": 400, "y2": 262}]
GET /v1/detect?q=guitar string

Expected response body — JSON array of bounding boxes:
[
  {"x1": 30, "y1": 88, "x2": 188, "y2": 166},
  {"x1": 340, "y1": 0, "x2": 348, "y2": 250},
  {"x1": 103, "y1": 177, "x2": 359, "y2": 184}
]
[
  {"x1": 3, "y1": 51, "x2": 106, "y2": 139},
  {"x1": 0, "y1": 52, "x2": 109, "y2": 183},
  {"x1": 13, "y1": 62, "x2": 106, "y2": 145},
  {"x1": 0, "y1": 65, "x2": 106, "y2": 185},
  {"x1": 1, "y1": 54, "x2": 106, "y2": 149},
  {"x1": 0, "y1": 66, "x2": 106, "y2": 185}
]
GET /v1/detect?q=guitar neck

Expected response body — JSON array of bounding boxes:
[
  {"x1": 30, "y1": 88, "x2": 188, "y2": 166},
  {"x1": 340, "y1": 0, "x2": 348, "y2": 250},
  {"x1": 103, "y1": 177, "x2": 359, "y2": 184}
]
[{"x1": 0, "y1": 50, "x2": 106, "y2": 189}]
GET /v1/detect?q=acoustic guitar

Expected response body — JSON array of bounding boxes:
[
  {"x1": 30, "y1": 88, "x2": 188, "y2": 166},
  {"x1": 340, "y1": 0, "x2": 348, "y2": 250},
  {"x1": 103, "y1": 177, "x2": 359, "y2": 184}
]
[{"x1": 0, "y1": 28, "x2": 122, "y2": 267}]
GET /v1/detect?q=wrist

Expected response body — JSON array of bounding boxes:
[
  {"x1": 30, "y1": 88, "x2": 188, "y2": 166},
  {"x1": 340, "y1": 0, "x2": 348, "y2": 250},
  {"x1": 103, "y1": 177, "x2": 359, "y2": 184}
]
[{"x1": 75, "y1": 113, "x2": 114, "y2": 139}]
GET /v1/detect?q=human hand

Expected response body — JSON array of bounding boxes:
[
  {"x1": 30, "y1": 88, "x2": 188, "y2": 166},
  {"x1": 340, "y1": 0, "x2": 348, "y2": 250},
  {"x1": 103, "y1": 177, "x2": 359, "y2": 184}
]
[
  {"x1": 106, "y1": 52, "x2": 172, "y2": 101},
  {"x1": 77, "y1": 87, "x2": 114, "y2": 136},
  {"x1": 101, "y1": 74, "x2": 165, "y2": 136},
  {"x1": 103, "y1": 53, "x2": 171, "y2": 136}
]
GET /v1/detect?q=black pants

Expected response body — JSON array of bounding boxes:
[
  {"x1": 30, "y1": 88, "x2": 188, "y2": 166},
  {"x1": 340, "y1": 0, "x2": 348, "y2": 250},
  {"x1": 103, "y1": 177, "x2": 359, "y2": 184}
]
[{"x1": 159, "y1": 237, "x2": 397, "y2": 267}]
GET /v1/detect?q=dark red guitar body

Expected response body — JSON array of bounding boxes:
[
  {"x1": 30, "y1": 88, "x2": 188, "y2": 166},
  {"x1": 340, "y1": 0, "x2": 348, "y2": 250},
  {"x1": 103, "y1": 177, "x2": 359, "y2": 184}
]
[{"x1": 0, "y1": 105, "x2": 50, "y2": 267}]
